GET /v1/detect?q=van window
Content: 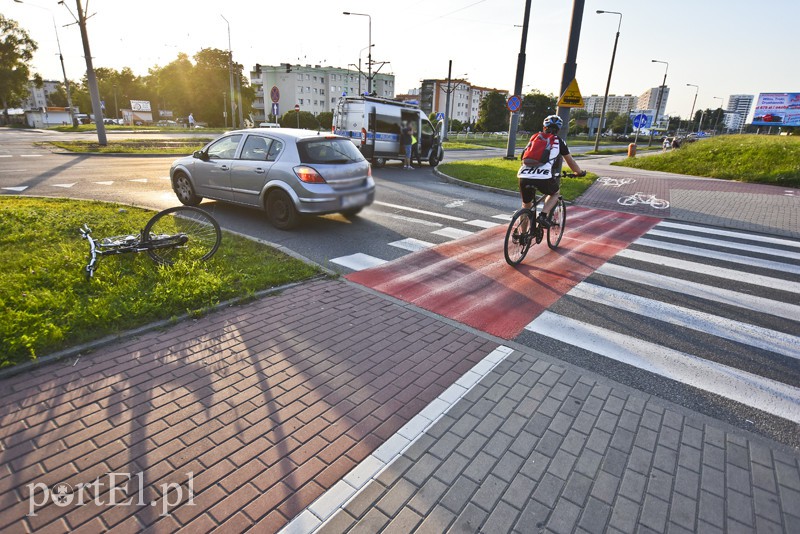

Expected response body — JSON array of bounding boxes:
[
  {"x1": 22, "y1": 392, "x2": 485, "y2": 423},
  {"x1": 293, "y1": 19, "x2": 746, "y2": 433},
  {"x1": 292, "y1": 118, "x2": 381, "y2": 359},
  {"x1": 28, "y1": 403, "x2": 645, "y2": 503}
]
[{"x1": 376, "y1": 114, "x2": 401, "y2": 136}]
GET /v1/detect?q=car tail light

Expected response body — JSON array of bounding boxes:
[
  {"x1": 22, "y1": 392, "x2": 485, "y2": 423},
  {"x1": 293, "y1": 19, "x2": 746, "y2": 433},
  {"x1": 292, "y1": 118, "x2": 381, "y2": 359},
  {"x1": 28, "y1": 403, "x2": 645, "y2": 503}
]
[
  {"x1": 294, "y1": 166, "x2": 326, "y2": 184},
  {"x1": 368, "y1": 165, "x2": 372, "y2": 178}
]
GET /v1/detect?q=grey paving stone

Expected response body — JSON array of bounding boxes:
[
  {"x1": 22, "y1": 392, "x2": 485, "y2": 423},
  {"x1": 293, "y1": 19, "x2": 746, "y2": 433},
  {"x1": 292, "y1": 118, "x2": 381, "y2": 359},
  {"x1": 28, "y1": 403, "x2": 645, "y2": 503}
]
[
  {"x1": 481, "y1": 499, "x2": 521, "y2": 534},
  {"x1": 498, "y1": 413, "x2": 527, "y2": 439},
  {"x1": 532, "y1": 472, "x2": 566, "y2": 508},
  {"x1": 547, "y1": 449, "x2": 578, "y2": 481},
  {"x1": 602, "y1": 447, "x2": 629, "y2": 478},
  {"x1": 562, "y1": 471, "x2": 593, "y2": 506},
  {"x1": 447, "y1": 502, "x2": 488, "y2": 534},
  {"x1": 428, "y1": 429, "x2": 463, "y2": 461},
  {"x1": 350, "y1": 508, "x2": 391, "y2": 533},
  {"x1": 585, "y1": 428, "x2": 613, "y2": 455},
  {"x1": 653, "y1": 444, "x2": 678, "y2": 474},
  {"x1": 456, "y1": 431, "x2": 489, "y2": 460},
  {"x1": 537, "y1": 429, "x2": 566, "y2": 458},
  {"x1": 674, "y1": 465, "x2": 700, "y2": 500},
  {"x1": 701, "y1": 465, "x2": 725, "y2": 498},
  {"x1": 618, "y1": 470, "x2": 647, "y2": 503},
  {"x1": 646, "y1": 469, "x2": 674, "y2": 502},
  {"x1": 509, "y1": 430, "x2": 538, "y2": 459},
  {"x1": 404, "y1": 452, "x2": 442, "y2": 486},
  {"x1": 502, "y1": 472, "x2": 535, "y2": 511},
  {"x1": 727, "y1": 463, "x2": 753, "y2": 496},
  {"x1": 382, "y1": 507, "x2": 422, "y2": 534},
  {"x1": 409, "y1": 477, "x2": 450, "y2": 518},
  {"x1": 415, "y1": 504, "x2": 456, "y2": 534},
  {"x1": 669, "y1": 491, "x2": 698, "y2": 531},
  {"x1": 698, "y1": 489, "x2": 725, "y2": 526},
  {"x1": 493, "y1": 450, "x2": 526, "y2": 484},
  {"x1": 440, "y1": 476, "x2": 479, "y2": 515},
  {"x1": 549, "y1": 412, "x2": 574, "y2": 437},
  {"x1": 574, "y1": 448, "x2": 603, "y2": 479},
  {"x1": 463, "y1": 451, "x2": 498, "y2": 485},
  {"x1": 728, "y1": 441, "x2": 751, "y2": 471},
  {"x1": 344, "y1": 479, "x2": 388, "y2": 520},
  {"x1": 513, "y1": 498, "x2": 552, "y2": 533},
  {"x1": 608, "y1": 495, "x2": 640, "y2": 533},
  {"x1": 471, "y1": 473, "x2": 507, "y2": 514},
  {"x1": 752, "y1": 486, "x2": 782, "y2": 525},
  {"x1": 577, "y1": 496, "x2": 611, "y2": 534},
  {"x1": 524, "y1": 413, "x2": 552, "y2": 438},
  {"x1": 640, "y1": 493, "x2": 669, "y2": 532},
  {"x1": 776, "y1": 460, "x2": 800, "y2": 492},
  {"x1": 634, "y1": 426, "x2": 659, "y2": 452},
  {"x1": 591, "y1": 470, "x2": 621, "y2": 505},
  {"x1": 434, "y1": 451, "x2": 470, "y2": 486},
  {"x1": 547, "y1": 498, "x2": 582, "y2": 534},
  {"x1": 610, "y1": 427, "x2": 635, "y2": 454},
  {"x1": 561, "y1": 429, "x2": 588, "y2": 457},
  {"x1": 754, "y1": 515, "x2": 784, "y2": 534},
  {"x1": 376, "y1": 477, "x2": 417, "y2": 518}
]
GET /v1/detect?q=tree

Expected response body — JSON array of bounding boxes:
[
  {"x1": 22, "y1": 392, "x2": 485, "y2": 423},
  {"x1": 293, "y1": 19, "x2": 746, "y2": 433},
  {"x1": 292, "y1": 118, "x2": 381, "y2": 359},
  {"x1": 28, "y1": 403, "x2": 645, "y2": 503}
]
[
  {"x1": 279, "y1": 110, "x2": 322, "y2": 130},
  {"x1": 476, "y1": 91, "x2": 508, "y2": 132},
  {"x1": 0, "y1": 15, "x2": 38, "y2": 124},
  {"x1": 520, "y1": 91, "x2": 557, "y2": 132},
  {"x1": 317, "y1": 112, "x2": 333, "y2": 130}
]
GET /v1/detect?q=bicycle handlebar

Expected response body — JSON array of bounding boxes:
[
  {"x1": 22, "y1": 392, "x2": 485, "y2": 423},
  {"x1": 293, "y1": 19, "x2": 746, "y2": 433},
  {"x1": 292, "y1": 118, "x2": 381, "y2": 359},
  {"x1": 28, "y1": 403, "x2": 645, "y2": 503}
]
[{"x1": 561, "y1": 171, "x2": 587, "y2": 178}]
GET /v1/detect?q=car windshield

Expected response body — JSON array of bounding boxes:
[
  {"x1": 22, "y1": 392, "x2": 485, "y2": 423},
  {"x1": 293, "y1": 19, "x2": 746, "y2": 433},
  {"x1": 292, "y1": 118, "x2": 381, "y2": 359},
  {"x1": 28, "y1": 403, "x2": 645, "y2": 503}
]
[{"x1": 297, "y1": 138, "x2": 364, "y2": 164}]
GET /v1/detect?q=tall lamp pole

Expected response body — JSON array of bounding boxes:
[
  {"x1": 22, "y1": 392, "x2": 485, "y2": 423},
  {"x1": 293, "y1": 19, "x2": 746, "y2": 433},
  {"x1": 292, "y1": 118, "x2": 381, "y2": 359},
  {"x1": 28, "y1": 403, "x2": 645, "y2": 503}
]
[
  {"x1": 343, "y1": 12, "x2": 371, "y2": 94},
  {"x1": 221, "y1": 15, "x2": 236, "y2": 129},
  {"x1": 593, "y1": 10, "x2": 622, "y2": 152},
  {"x1": 505, "y1": 0, "x2": 532, "y2": 159},
  {"x1": 648, "y1": 59, "x2": 668, "y2": 147},
  {"x1": 686, "y1": 83, "x2": 699, "y2": 134}
]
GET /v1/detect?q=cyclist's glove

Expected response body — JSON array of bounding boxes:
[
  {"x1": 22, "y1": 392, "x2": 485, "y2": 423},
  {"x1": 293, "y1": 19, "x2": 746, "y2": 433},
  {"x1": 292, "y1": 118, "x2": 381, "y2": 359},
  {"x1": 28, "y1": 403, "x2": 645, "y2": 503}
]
[{"x1": 577, "y1": 170, "x2": 587, "y2": 177}]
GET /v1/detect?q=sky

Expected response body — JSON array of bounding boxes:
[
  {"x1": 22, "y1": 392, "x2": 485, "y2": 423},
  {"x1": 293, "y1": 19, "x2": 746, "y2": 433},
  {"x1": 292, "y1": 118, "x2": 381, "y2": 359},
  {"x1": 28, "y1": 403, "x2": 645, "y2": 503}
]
[{"x1": 6, "y1": 0, "x2": 799, "y2": 121}]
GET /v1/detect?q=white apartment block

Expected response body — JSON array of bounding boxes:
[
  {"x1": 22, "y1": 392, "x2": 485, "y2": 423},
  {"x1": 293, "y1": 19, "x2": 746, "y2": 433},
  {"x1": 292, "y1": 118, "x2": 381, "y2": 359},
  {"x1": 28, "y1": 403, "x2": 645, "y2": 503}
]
[
  {"x1": 23, "y1": 80, "x2": 61, "y2": 110},
  {"x1": 581, "y1": 94, "x2": 638, "y2": 115},
  {"x1": 250, "y1": 64, "x2": 395, "y2": 122},
  {"x1": 637, "y1": 86, "x2": 669, "y2": 118},
  {"x1": 420, "y1": 79, "x2": 508, "y2": 125},
  {"x1": 723, "y1": 94, "x2": 753, "y2": 132}
]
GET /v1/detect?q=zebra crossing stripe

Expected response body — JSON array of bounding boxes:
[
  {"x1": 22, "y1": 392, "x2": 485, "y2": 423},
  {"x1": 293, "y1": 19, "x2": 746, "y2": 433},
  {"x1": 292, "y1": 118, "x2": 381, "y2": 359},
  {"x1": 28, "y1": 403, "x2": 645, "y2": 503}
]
[
  {"x1": 527, "y1": 311, "x2": 800, "y2": 425},
  {"x1": 432, "y1": 227, "x2": 473, "y2": 239},
  {"x1": 596, "y1": 262, "x2": 800, "y2": 319},
  {"x1": 330, "y1": 253, "x2": 387, "y2": 271},
  {"x1": 631, "y1": 238, "x2": 800, "y2": 275},
  {"x1": 464, "y1": 219, "x2": 502, "y2": 229},
  {"x1": 389, "y1": 238, "x2": 435, "y2": 252},
  {"x1": 567, "y1": 282, "x2": 800, "y2": 359},
  {"x1": 656, "y1": 221, "x2": 800, "y2": 249},
  {"x1": 616, "y1": 249, "x2": 800, "y2": 291},
  {"x1": 646, "y1": 229, "x2": 800, "y2": 261}
]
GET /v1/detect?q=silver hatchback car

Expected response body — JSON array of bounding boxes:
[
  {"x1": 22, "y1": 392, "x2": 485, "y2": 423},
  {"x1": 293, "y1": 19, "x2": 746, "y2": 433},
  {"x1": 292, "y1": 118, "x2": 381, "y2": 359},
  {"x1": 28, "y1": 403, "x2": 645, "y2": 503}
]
[{"x1": 170, "y1": 128, "x2": 375, "y2": 229}]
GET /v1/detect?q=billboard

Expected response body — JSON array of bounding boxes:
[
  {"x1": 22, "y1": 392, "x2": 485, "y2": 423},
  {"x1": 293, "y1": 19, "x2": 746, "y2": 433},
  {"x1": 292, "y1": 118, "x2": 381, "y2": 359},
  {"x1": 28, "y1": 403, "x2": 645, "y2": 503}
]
[{"x1": 752, "y1": 93, "x2": 800, "y2": 127}]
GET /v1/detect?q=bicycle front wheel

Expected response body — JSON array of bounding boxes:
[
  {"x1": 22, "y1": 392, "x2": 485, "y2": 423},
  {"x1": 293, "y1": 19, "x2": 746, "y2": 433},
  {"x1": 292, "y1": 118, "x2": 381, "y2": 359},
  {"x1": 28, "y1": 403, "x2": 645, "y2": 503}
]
[
  {"x1": 504, "y1": 209, "x2": 534, "y2": 266},
  {"x1": 547, "y1": 197, "x2": 566, "y2": 249},
  {"x1": 143, "y1": 206, "x2": 221, "y2": 265}
]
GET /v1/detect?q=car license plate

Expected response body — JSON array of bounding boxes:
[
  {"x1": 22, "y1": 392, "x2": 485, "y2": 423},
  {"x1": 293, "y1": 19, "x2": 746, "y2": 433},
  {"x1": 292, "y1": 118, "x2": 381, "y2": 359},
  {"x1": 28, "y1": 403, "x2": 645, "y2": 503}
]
[{"x1": 341, "y1": 193, "x2": 367, "y2": 208}]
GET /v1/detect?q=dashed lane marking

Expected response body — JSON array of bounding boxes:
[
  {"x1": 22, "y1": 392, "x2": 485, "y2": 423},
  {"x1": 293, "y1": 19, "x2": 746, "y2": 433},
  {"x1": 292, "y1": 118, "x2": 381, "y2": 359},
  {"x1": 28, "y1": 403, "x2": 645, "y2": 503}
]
[
  {"x1": 330, "y1": 253, "x2": 387, "y2": 271},
  {"x1": 388, "y1": 238, "x2": 436, "y2": 252}
]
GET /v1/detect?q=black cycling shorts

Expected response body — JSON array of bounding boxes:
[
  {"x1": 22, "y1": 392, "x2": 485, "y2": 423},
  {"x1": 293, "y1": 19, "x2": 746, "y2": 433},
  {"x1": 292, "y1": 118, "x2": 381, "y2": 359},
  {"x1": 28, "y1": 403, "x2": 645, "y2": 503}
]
[{"x1": 518, "y1": 177, "x2": 559, "y2": 204}]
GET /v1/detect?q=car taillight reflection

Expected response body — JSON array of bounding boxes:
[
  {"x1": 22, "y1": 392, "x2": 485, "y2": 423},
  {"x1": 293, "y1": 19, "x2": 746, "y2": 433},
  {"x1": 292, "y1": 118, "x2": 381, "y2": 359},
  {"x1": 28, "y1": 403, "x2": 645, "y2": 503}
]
[{"x1": 294, "y1": 166, "x2": 326, "y2": 184}]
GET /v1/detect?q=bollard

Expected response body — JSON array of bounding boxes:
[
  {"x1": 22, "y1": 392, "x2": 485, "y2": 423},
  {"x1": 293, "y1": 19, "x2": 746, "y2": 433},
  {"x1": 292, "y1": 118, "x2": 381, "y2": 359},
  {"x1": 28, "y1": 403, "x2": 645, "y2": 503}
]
[{"x1": 627, "y1": 143, "x2": 637, "y2": 158}]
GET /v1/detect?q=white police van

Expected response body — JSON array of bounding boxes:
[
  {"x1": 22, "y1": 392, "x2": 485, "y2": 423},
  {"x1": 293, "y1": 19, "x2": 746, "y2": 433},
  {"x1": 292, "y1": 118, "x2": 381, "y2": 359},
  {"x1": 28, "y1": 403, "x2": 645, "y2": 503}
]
[{"x1": 333, "y1": 95, "x2": 444, "y2": 167}]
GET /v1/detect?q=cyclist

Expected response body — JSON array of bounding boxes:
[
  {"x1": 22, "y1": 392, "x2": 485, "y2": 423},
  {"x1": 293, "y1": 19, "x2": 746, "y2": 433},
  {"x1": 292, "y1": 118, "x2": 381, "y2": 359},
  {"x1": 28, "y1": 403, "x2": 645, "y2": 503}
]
[{"x1": 517, "y1": 115, "x2": 586, "y2": 230}]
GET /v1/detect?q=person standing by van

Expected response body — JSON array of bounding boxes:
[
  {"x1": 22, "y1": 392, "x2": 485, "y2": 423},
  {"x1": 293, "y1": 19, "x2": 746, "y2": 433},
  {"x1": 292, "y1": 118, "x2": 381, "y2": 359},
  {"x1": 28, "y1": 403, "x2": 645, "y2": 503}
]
[
  {"x1": 188, "y1": 113, "x2": 195, "y2": 129},
  {"x1": 400, "y1": 125, "x2": 413, "y2": 169}
]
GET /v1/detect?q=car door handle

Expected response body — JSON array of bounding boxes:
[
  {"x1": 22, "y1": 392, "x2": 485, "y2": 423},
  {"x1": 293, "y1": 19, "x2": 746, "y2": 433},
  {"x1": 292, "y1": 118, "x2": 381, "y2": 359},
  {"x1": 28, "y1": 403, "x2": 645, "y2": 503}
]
[
  {"x1": 254, "y1": 168, "x2": 265, "y2": 174},
  {"x1": 219, "y1": 165, "x2": 229, "y2": 171}
]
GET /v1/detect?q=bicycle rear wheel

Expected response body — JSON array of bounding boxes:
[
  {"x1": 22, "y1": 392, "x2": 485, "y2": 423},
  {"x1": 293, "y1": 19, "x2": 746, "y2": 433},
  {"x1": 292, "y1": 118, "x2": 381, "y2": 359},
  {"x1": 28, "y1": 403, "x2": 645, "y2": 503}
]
[
  {"x1": 504, "y1": 209, "x2": 534, "y2": 266},
  {"x1": 143, "y1": 206, "x2": 221, "y2": 265},
  {"x1": 547, "y1": 197, "x2": 566, "y2": 249}
]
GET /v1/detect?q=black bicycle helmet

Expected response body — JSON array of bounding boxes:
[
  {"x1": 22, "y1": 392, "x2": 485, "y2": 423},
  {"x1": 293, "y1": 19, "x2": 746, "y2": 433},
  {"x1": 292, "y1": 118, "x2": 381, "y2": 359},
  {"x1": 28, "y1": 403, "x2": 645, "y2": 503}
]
[{"x1": 543, "y1": 115, "x2": 563, "y2": 130}]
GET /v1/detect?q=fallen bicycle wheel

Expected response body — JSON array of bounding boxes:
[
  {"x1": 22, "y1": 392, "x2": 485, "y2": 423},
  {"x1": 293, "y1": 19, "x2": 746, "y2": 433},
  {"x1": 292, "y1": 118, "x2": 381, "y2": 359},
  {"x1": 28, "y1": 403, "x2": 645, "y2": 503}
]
[{"x1": 142, "y1": 206, "x2": 221, "y2": 265}]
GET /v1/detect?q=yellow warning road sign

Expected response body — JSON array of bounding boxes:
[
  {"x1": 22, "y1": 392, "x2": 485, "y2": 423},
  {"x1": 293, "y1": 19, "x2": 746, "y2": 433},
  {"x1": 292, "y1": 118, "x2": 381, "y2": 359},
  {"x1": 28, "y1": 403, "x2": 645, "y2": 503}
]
[{"x1": 558, "y1": 79, "x2": 584, "y2": 108}]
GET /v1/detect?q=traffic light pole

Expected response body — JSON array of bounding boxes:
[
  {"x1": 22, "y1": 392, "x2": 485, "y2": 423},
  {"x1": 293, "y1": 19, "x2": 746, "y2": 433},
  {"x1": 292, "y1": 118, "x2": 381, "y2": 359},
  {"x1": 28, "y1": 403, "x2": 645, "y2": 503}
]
[{"x1": 556, "y1": 0, "x2": 586, "y2": 141}]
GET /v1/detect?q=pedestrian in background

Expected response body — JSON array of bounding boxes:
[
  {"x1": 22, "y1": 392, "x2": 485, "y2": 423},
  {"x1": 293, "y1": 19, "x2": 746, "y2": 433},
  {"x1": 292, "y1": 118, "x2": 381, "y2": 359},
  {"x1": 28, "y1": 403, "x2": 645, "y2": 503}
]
[{"x1": 188, "y1": 113, "x2": 195, "y2": 129}]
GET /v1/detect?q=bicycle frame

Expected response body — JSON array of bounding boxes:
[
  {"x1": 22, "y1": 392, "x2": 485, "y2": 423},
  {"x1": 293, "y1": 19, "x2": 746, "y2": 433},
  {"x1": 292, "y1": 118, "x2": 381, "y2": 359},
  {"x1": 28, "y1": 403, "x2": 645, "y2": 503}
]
[{"x1": 80, "y1": 225, "x2": 188, "y2": 278}]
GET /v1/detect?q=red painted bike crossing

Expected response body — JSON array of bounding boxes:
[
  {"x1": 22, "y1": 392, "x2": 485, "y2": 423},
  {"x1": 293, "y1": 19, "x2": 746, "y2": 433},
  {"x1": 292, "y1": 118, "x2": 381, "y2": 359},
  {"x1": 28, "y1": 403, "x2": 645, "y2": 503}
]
[{"x1": 347, "y1": 207, "x2": 660, "y2": 339}]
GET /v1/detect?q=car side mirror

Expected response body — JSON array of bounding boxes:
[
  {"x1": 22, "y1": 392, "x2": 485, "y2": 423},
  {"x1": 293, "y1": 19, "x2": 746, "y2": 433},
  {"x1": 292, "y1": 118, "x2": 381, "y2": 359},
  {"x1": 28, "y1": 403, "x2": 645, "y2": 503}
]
[{"x1": 193, "y1": 150, "x2": 208, "y2": 161}]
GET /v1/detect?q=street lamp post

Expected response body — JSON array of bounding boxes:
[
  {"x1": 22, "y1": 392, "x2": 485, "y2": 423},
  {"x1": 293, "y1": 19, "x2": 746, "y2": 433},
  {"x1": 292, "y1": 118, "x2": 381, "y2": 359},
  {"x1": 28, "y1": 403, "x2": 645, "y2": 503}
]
[
  {"x1": 113, "y1": 84, "x2": 118, "y2": 120},
  {"x1": 712, "y1": 96, "x2": 724, "y2": 135},
  {"x1": 343, "y1": 12, "x2": 372, "y2": 94},
  {"x1": 686, "y1": 83, "x2": 699, "y2": 134},
  {"x1": 221, "y1": 15, "x2": 236, "y2": 129},
  {"x1": 357, "y1": 44, "x2": 374, "y2": 95},
  {"x1": 648, "y1": 59, "x2": 668, "y2": 147},
  {"x1": 594, "y1": 10, "x2": 622, "y2": 153}
]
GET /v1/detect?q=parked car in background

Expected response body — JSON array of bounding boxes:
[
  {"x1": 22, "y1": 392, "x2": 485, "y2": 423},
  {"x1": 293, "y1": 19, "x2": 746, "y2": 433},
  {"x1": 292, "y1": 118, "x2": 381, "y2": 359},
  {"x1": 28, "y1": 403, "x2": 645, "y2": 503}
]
[
  {"x1": 169, "y1": 128, "x2": 375, "y2": 230},
  {"x1": 157, "y1": 119, "x2": 177, "y2": 127}
]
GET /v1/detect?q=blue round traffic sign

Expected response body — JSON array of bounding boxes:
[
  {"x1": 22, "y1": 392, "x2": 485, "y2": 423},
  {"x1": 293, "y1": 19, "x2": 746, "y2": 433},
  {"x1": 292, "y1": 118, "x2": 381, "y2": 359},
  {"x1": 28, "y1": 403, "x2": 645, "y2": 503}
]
[
  {"x1": 633, "y1": 113, "x2": 648, "y2": 128},
  {"x1": 507, "y1": 95, "x2": 521, "y2": 113}
]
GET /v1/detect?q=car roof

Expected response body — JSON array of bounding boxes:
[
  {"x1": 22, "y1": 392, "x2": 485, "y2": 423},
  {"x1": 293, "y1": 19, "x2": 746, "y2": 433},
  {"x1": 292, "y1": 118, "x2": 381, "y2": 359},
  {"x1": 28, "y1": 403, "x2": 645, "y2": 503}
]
[{"x1": 228, "y1": 128, "x2": 343, "y2": 141}]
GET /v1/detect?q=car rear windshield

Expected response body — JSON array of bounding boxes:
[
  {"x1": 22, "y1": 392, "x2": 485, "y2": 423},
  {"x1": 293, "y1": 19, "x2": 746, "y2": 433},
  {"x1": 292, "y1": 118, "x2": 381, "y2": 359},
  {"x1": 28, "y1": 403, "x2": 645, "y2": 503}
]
[{"x1": 297, "y1": 138, "x2": 365, "y2": 164}]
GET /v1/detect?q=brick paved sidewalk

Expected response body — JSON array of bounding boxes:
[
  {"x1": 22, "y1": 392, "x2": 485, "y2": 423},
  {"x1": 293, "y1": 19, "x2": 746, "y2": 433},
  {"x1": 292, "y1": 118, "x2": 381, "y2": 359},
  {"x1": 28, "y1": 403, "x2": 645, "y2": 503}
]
[{"x1": 0, "y1": 279, "x2": 497, "y2": 533}]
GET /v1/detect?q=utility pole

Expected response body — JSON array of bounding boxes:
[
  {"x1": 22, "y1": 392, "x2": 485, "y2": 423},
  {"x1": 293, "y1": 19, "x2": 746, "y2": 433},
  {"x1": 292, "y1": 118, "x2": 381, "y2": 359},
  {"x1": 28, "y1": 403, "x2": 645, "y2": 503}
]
[
  {"x1": 505, "y1": 0, "x2": 532, "y2": 159},
  {"x1": 69, "y1": 0, "x2": 106, "y2": 144},
  {"x1": 444, "y1": 60, "x2": 452, "y2": 141},
  {"x1": 556, "y1": 0, "x2": 587, "y2": 141},
  {"x1": 222, "y1": 15, "x2": 236, "y2": 129}
]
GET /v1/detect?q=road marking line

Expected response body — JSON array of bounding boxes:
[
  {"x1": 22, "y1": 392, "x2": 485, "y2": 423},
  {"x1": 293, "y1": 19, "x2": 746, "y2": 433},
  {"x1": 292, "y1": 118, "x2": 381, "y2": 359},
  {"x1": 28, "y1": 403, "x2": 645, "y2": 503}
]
[
  {"x1": 20, "y1": 155, "x2": 42, "y2": 158},
  {"x1": 374, "y1": 200, "x2": 467, "y2": 222},
  {"x1": 372, "y1": 212, "x2": 442, "y2": 227},
  {"x1": 618, "y1": 248, "x2": 800, "y2": 288},
  {"x1": 2, "y1": 186, "x2": 28, "y2": 192},
  {"x1": 51, "y1": 183, "x2": 76, "y2": 188},
  {"x1": 0, "y1": 155, "x2": 12, "y2": 158},
  {"x1": 656, "y1": 221, "x2": 800, "y2": 249},
  {"x1": 569, "y1": 282, "x2": 800, "y2": 359},
  {"x1": 330, "y1": 253, "x2": 387, "y2": 271},
  {"x1": 388, "y1": 238, "x2": 436, "y2": 252},
  {"x1": 94, "y1": 181, "x2": 114, "y2": 185},
  {"x1": 526, "y1": 312, "x2": 800, "y2": 424},
  {"x1": 129, "y1": 178, "x2": 148, "y2": 183},
  {"x1": 597, "y1": 262, "x2": 800, "y2": 320},
  {"x1": 464, "y1": 219, "x2": 502, "y2": 229},
  {"x1": 646, "y1": 229, "x2": 800, "y2": 261},
  {"x1": 432, "y1": 227, "x2": 473, "y2": 239},
  {"x1": 280, "y1": 346, "x2": 514, "y2": 534}
]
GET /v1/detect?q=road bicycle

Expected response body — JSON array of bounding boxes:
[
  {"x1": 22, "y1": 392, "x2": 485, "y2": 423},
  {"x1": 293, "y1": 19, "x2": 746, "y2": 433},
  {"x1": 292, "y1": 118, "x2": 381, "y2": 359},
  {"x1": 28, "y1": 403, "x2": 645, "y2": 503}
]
[
  {"x1": 80, "y1": 206, "x2": 222, "y2": 279},
  {"x1": 503, "y1": 172, "x2": 580, "y2": 266}
]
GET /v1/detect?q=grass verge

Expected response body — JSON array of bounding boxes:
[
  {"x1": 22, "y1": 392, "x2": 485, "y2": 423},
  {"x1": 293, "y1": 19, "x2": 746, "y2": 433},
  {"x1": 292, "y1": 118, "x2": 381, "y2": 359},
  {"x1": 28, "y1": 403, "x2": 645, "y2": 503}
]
[
  {"x1": 48, "y1": 139, "x2": 211, "y2": 155},
  {"x1": 437, "y1": 157, "x2": 595, "y2": 201},
  {"x1": 0, "y1": 197, "x2": 322, "y2": 370},
  {"x1": 612, "y1": 135, "x2": 800, "y2": 188}
]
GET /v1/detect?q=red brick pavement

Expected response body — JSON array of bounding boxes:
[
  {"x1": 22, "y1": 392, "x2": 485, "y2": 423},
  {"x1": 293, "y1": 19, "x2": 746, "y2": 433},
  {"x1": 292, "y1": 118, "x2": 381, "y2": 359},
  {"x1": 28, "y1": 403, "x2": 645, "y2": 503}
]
[{"x1": 0, "y1": 279, "x2": 498, "y2": 533}]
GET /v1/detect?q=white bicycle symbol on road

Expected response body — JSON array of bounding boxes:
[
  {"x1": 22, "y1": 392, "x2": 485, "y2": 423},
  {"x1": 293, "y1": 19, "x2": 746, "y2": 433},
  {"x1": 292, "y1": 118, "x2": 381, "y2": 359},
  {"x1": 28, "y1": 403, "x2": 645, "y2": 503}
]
[
  {"x1": 597, "y1": 177, "x2": 636, "y2": 187},
  {"x1": 617, "y1": 192, "x2": 670, "y2": 209}
]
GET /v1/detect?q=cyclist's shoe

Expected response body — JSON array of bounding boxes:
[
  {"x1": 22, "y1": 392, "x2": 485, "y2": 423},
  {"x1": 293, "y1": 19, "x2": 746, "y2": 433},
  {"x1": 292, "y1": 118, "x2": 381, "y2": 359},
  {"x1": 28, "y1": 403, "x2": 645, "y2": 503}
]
[{"x1": 537, "y1": 212, "x2": 551, "y2": 229}]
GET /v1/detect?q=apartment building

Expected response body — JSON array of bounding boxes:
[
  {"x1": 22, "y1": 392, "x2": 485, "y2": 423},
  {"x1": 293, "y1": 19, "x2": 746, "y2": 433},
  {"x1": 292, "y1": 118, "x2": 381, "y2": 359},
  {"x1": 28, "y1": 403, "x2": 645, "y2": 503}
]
[
  {"x1": 637, "y1": 86, "x2": 669, "y2": 118},
  {"x1": 723, "y1": 94, "x2": 754, "y2": 132},
  {"x1": 581, "y1": 94, "x2": 638, "y2": 115},
  {"x1": 249, "y1": 64, "x2": 395, "y2": 123},
  {"x1": 23, "y1": 80, "x2": 61, "y2": 110},
  {"x1": 419, "y1": 79, "x2": 508, "y2": 125}
]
